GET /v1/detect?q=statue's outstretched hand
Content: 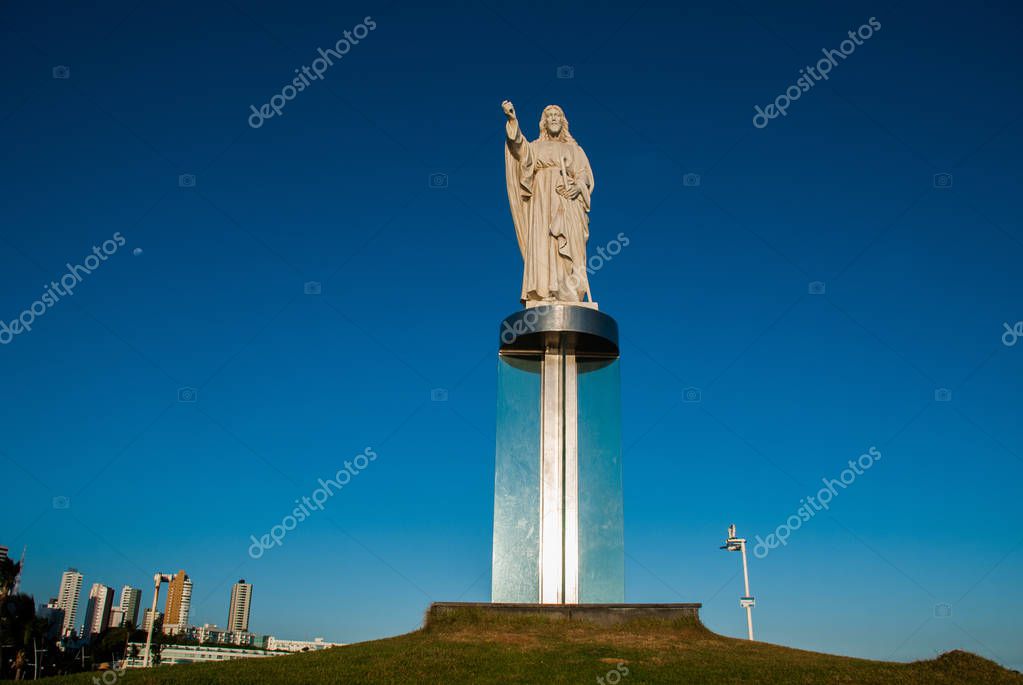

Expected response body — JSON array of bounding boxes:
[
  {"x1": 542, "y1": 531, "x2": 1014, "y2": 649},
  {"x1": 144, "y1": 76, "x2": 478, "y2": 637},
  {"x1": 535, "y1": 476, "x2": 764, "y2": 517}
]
[{"x1": 502, "y1": 100, "x2": 516, "y2": 121}]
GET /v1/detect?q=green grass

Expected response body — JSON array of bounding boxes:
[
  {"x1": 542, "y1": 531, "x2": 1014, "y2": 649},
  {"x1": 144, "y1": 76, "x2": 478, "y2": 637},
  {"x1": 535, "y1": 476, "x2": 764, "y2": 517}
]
[{"x1": 43, "y1": 608, "x2": 1022, "y2": 684}]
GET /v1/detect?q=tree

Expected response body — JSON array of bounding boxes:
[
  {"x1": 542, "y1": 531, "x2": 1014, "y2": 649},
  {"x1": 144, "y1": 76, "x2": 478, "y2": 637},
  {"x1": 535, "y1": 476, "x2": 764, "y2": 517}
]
[
  {"x1": 0, "y1": 594, "x2": 80, "y2": 679},
  {"x1": 93, "y1": 626, "x2": 134, "y2": 665},
  {"x1": 0, "y1": 559, "x2": 20, "y2": 599},
  {"x1": 1, "y1": 594, "x2": 37, "y2": 680}
]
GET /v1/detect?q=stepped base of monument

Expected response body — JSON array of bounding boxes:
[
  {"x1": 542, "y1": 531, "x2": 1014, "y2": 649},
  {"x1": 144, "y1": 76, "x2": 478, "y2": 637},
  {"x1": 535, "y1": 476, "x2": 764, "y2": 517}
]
[{"x1": 427, "y1": 602, "x2": 702, "y2": 627}]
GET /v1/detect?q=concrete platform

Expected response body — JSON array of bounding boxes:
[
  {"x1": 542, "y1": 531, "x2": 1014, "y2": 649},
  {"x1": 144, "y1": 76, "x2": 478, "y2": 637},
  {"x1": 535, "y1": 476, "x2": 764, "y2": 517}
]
[{"x1": 427, "y1": 602, "x2": 702, "y2": 627}]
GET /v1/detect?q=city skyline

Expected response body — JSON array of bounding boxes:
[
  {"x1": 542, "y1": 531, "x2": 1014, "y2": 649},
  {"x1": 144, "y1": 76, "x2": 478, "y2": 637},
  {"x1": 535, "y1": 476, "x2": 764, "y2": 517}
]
[{"x1": 9, "y1": 556, "x2": 327, "y2": 646}]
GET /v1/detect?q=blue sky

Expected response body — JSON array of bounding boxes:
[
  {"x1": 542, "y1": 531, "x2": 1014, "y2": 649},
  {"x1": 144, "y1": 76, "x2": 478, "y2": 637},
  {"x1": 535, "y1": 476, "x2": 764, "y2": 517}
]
[{"x1": 2, "y1": 0, "x2": 1022, "y2": 670}]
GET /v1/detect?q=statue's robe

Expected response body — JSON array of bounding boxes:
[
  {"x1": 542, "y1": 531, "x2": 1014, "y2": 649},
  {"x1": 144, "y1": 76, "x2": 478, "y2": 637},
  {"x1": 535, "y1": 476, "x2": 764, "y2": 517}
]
[{"x1": 505, "y1": 121, "x2": 594, "y2": 303}]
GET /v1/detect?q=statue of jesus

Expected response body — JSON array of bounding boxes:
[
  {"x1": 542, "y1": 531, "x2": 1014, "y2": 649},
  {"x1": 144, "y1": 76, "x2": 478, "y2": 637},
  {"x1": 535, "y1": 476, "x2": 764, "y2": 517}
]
[{"x1": 503, "y1": 101, "x2": 594, "y2": 305}]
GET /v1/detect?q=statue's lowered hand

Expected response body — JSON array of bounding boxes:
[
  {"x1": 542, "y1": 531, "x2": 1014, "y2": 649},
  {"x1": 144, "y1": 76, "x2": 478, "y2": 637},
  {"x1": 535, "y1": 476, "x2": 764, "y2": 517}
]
[{"x1": 557, "y1": 183, "x2": 581, "y2": 200}]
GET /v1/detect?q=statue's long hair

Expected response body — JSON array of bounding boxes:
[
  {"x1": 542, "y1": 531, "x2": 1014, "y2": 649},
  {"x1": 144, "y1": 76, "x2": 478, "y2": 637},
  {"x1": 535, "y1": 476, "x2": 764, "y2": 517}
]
[{"x1": 537, "y1": 105, "x2": 577, "y2": 143}]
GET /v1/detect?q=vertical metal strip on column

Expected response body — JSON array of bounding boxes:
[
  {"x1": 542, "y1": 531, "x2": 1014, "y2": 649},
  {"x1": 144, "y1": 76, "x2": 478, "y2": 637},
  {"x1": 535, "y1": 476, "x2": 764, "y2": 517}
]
[
  {"x1": 563, "y1": 344, "x2": 579, "y2": 604},
  {"x1": 539, "y1": 336, "x2": 564, "y2": 603}
]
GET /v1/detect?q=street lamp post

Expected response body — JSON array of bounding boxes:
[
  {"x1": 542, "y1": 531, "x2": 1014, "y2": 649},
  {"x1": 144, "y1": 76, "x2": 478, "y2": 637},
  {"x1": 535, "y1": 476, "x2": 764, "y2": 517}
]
[
  {"x1": 31, "y1": 638, "x2": 44, "y2": 680},
  {"x1": 142, "y1": 573, "x2": 172, "y2": 668},
  {"x1": 720, "y1": 523, "x2": 755, "y2": 641}
]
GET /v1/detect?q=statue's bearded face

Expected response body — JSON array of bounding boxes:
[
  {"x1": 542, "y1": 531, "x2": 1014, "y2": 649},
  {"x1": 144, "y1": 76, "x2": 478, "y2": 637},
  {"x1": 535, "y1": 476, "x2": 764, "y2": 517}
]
[{"x1": 544, "y1": 109, "x2": 564, "y2": 136}]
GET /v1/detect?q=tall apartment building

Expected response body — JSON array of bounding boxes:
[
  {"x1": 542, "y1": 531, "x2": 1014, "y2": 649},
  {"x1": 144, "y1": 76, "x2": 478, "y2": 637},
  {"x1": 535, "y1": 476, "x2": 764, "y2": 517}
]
[
  {"x1": 56, "y1": 568, "x2": 84, "y2": 636},
  {"x1": 142, "y1": 608, "x2": 162, "y2": 632},
  {"x1": 108, "y1": 606, "x2": 126, "y2": 629},
  {"x1": 0, "y1": 545, "x2": 8, "y2": 562},
  {"x1": 227, "y1": 579, "x2": 252, "y2": 633},
  {"x1": 119, "y1": 585, "x2": 142, "y2": 627},
  {"x1": 83, "y1": 584, "x2": 115, "y2": 637},
  {"x1": 162, "y1": 570, "x2": 192, "y2": 635}
]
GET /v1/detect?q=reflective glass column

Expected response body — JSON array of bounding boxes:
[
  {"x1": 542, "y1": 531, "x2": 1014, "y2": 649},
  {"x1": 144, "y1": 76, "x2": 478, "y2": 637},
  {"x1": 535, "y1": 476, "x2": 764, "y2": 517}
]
[{"x1": 491, "y1": 305, "x2": 623, "y2": 604}]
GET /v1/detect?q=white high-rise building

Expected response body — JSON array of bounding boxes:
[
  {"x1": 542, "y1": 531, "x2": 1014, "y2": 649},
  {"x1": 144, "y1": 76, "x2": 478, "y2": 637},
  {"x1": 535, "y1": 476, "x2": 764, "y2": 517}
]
[
  {"x1": 108, "y1": 606, "x2": 126, "y2": 630},
  {"x1": 56, "y1": 569, "x2": 84, "y2": 636},
  {"x1": 0, "y1": 545, "x2": 8, "y2": 562},
  {"x1": 142, "y1": 608, "x2": 162, "y2": 632},
  {"x1": 84, "y1": 584, "x2": 115, "y2": 637},
  {"x1": 119, "y1": 585, "x2": 142, "y2": 627},
  {"x1": 227, "y1": 580, "x2": 252, "y2": 633}
]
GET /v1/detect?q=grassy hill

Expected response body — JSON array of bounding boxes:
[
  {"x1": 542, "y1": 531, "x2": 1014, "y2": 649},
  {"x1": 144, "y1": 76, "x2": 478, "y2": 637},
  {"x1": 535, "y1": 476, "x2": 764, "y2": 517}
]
[{"x1": 43, "y1": 607, "x2": 1021, "y2": 684}]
